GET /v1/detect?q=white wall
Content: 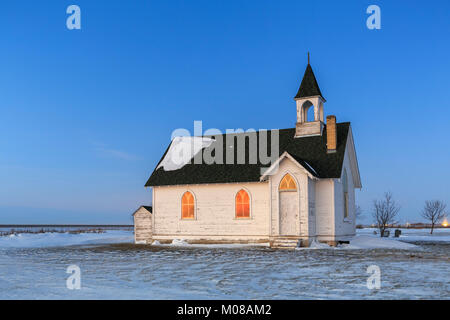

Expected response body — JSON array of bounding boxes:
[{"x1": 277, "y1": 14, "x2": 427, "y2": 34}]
[
  {"x1": 152, "y1": 182, "x2": 270, "y2": 242},
  {"x1": 333, "y1": 138, "x2": 357, "y2": 238},
  {"x1": 134, "y1": 208, "x2": 152, "y2": 244},
  {"x1": 315, "y1": 179, "x2": 335, "y2": 240},
  {"x1": 308, "y1": 178, "x2": 316, "y2": 237}
]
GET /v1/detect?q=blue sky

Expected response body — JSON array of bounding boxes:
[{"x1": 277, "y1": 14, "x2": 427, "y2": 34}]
[{"x1": 1, "y1": 0, "x2": 449, "y2": 224}]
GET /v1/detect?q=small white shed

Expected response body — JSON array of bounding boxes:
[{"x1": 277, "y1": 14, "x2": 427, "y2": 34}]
[{"x1": 132, "y1": 206, "x2": 152, "y2": 244}]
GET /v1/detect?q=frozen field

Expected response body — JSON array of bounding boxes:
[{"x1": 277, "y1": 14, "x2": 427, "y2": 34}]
[{"x1": 0, "y1": 228, "x2": 448, "y2": 299}]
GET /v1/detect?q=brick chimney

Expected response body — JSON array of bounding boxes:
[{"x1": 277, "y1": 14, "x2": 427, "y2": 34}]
[{"x1": 326, "y1": 115, "x2": 337, "y2": 153}]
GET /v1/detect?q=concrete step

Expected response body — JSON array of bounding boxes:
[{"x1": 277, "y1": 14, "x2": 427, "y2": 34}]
[
  {"x1": 272, "y1": 240, "x2": 299, "y2": 244},
  {"x1": 270, "y1": 237, "x2": 301, "y2": 249}
]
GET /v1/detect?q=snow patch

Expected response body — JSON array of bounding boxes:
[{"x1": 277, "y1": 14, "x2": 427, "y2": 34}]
[
  {"x1": 307, "y1": 240, "x2": 331, "y2": 249},
  {"x1": 0, "y1": 230, "x2": 133, "y2": 248},
  {"x1": 150, "y1": 240, "x2": 270, "y2": 248},
  {"x1": 296, "y1": 235, "x2": 418, "y2": 250},
  {"x1": 303, "y1": 161, "x2": 317, "y2": 175},
  {"x1": 344, "y1": 235, "x2": 418, "y2": 250},
  {"x1": 157, "y1": 136, "x2": 215, "y2": 171},
  {"x1": 170, "y1": 239, "x2": 189, "y2": 246}
]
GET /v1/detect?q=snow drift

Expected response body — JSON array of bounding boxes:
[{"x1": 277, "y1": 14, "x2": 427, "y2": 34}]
[
  {"x1": 0, "y1": 230, "x2": 133, "y2": 248},
  {"x1": 296, "y1": 235, "x2": 418, "y2": 250},
  {"x1": 344, "y1": 235, "x2": 417, "y2": 249}
]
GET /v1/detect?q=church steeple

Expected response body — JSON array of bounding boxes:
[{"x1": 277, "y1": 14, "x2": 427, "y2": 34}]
[
  {"x1": 294, "y1": 54, "x2": 326, "y2": 138},
  {"x1": 294, "y1": 63, "x2": 324, "y2": 100}
]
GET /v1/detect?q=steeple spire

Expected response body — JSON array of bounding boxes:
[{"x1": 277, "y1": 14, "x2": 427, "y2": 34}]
[{"x1": 294, "y1": 56, "x2": 324, "y2": 100}]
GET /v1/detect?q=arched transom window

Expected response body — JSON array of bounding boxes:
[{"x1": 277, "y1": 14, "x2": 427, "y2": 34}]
[
  {"x1": 235, "y1": 189, "x2": 250, "y2": 218},
  {"x1": 279, "y1": 174, "x2": 297, "y2": 191},
  {"x1": 181, "y1": 191, "x2": 195, "y2": 219}
]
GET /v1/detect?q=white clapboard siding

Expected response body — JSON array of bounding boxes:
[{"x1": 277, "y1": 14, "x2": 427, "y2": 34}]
[
  {"x1": 333, "y1": 137, "x2": 357, "y2": 239},
  {"x1": 152, "y1": 182, "x2": 270, "y2": 243},
  {"x1": 133, "y1": 207, "x2": 152, "y2": 244}
]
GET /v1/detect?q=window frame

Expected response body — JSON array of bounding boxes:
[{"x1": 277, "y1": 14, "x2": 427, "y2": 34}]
[
  {"x1": 342, "y1": 169, "x2": 349, "y2": 219},
  {"x1": 181, "y1": 191, "x2": 196, "y2": 220},
  {"x1": 235, "y1": 189, "x2": 251, "y2": 219},
  {"x1": 279, "y1": 173, "x2": 298, "y2": 192}
]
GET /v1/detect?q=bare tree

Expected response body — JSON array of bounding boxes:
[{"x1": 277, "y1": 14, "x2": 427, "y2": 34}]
[
  {"x1": 421, "y1": 200, "x2": 446, "y2": 234},
  {"x1": 355, "y1": 205, "x2": 363, "y2": 220},
  {"x1": 372, "y1": 192, "x2": 401, "y2": 237}
]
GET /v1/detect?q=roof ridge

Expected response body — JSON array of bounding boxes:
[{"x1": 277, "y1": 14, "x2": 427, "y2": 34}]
[{"x1": 198, "y1": 127, "x2": 295, "y2": 138}]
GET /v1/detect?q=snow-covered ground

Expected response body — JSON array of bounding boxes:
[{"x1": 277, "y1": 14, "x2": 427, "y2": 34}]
[
  {"x1": 0, "y1": 230, "x2": 133, "y2": 248},
  {"x1": 0, "y1": 228, "x2": 448, "y2": 299},
  {"x1": 357, "y1": 227, "x2": 450, "y2": 242},
  {"x1": 302, "y1": 235, "x2": 417, "y2": 250},
  {"x1": 0, "y1": 227, "x2": 447, "y2": 249}
]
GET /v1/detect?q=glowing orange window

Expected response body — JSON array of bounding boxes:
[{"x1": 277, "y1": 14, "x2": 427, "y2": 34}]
[
  {"x1": 235, "y1": 189, "x2": 250, "y2": 218},
  {"x1": 181, "y1": 192, "x2": 195, "y2": 219},
  {"x1": 279, "y1": 174, "x2": 297, "y2": 191}
]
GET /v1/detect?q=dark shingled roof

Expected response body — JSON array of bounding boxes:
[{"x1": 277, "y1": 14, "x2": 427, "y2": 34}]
[
  {"x1": 294, "y1": 64, "x2": 324, "y2": 100},
  {"x1": 145, "y1": 123, "x2": 350, "y2": 187},
  {"x1": 142, "y1": 206, "x2": 152, "y2": 213},
  {"x1": 132, "y1": 205, "x2": 152, "y2": 216}
]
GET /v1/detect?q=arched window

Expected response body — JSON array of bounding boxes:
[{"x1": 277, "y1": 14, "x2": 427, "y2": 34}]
[
  {"x1": 343, "y1": 169, "x2": 349, "y2": 218},
  {"x1": 279, "y1": 174, "x2": 297, "y2": 191},
  {"x1": 181, "y1": 191, "x2": 195, "y2": 219},
  {"x1": 235, "y1": 189, "x2": 250, "y2": 218}
]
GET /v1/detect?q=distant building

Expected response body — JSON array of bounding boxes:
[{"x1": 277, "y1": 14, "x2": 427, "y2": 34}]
[{"x1": 409, "y1": 222, "x2": 428, "y2": 229}]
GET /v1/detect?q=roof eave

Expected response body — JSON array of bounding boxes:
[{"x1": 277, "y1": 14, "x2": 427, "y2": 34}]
[
  {"x1": 347, "y1": 126, "x2": 362, "y2": 189},
  {"x1": 294, "y1": 94, "x2": 327, "y2": 103},
  {"x1": 260, "y1": 151, "x2": 319, "y2": 181}
]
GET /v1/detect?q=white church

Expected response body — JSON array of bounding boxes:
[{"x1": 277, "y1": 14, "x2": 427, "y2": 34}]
[{"x1": 134, "y1": 61, "x2": 362, "y2": 248}]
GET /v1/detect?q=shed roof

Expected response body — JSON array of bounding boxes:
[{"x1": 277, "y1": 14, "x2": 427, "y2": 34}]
[{"x1": 132, "y1": 206, "x2": 152, "y2": 215}]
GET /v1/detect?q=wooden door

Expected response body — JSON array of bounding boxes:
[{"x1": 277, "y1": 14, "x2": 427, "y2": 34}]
[{"x1": 279, "y1": 192, "x2": 298, "y2": 235}]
